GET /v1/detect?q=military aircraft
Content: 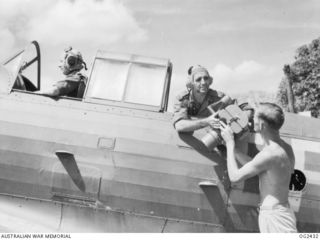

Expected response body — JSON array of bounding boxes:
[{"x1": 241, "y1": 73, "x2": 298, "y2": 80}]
[{"x1": 0, "y1": 41, "x2": 319, "y2": 232}]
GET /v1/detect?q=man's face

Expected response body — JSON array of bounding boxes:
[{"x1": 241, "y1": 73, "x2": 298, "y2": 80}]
[{"x1": 193, "y1": 72, "x2": 212, "y2": 94}]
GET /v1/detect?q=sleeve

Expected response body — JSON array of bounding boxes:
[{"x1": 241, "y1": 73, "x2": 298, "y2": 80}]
[
  {"x1": 54, "y1": 80, "x2": 79, "y2": 96},
  {"x1": 64, "y1": 74, "x2": 80, "y2": 82},
  {"x1": 215, "y1": 91, "x2": 235, "y2": 108},
  {"x1": 172, "y1": 93, "x2": 190, "y2": 127}
]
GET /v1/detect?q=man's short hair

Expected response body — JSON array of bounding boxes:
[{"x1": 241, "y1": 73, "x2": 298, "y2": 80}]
[{"x1": 256, "y1": 102, "x2": 285, "y2": 130}]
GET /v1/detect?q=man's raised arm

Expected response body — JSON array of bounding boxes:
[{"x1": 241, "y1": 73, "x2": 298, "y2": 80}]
[{"x1": 220, "y1": 122, "x2": 272, "y2": 183}]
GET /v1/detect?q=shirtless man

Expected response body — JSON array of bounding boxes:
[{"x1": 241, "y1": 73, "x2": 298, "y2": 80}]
[{"x1": 220, "y1": 102, "x2": 297, "y2": 233}]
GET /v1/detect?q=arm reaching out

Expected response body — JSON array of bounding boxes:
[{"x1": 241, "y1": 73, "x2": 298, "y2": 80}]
[
  {"x1": 220, "y1": 121, "x2": 271, "y2": 183},
  {"x1": 175, "y1": 112, "x2": 220, "y2": 132},
  {"x1": 35, "y1": 87, "x2": 60, "y2": 96},
  {"x1": 234, "y1": 148, "x2": 253, "y2": 166}
]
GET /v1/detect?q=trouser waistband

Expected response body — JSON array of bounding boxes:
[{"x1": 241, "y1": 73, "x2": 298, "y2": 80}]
[{"x1": 259, "y1": 202, "x2": 290, "y2": 211}]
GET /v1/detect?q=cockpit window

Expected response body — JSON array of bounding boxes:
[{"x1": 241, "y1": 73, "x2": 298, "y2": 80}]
[
  {"x1": 2, "y1": 41, "x2": 41, "y2": 93},
  {"x1": 85, "y1": 51, "x2": 171, "y2": 111},
  {"x1": 124, "y1": 63, "x2": 167, "y2": 106},
  {"x1": 86, "y1": 59, "x2": 129, "y2": 101},
  {"x1": 4, "y1": 51, "x2": 23, "y2": 77}
]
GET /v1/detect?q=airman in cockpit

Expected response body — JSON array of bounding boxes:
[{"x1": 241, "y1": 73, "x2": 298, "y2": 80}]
[{"x1": 36, "y1": 47, "x2": 88, "y2": 98}]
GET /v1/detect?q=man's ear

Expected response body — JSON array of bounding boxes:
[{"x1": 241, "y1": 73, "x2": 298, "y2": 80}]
[
  {"x1": 260, "y1": 120, "x2": 266, "y2": 131},
  {"x1": 208, "y1": 76, "x2": 213, "y2": 86},
  {"x1": 186, "y1": 66, "x2": 194, "y2": 89},
  {"x1": 186, "y1": 76, "x2": 194, "y2": 89}
]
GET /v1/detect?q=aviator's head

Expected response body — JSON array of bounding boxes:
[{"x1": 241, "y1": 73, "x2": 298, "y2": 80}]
[
  {"x1": 186, "y1": 65, "x2": 213, "y2": 94},
  {"x1": 254, "y1": 102, "x2": 285, "y2": 133},
  {"x1": 59, "y1": 47, "x2": 87, "y2": 75}
]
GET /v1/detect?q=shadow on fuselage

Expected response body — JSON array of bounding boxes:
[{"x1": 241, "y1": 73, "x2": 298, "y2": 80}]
[{"x1": 178, "y1": 132, "x2": 238, "y2": 231}]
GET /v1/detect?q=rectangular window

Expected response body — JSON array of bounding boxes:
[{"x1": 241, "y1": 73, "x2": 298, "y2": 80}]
[
  {"x1": 86, "y1": 59, "x2": 129, "y2": 101},
  {"x1": 124, "y1": 64, "x2": 166, "y2": 106},
  {"x1": 85, "y1": 52, "x2": 170, "y2": 111}
]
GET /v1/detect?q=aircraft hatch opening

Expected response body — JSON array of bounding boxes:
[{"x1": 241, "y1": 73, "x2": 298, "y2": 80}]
[{"x1": 289, "y1": 169, "x2": 307, "y2": 191}]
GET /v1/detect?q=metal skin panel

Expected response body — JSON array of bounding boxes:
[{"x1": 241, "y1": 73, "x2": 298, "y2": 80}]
[
  {"x1": 227, "y1": 190, "x2": 260, "y2": 232},
  {"x1": 51, "y1": 163, "x2": 102, "y2": 200},
  {"x1": 0, "y1": 92, "x2": 231, "y2": 232},
  {"x1": 282, "y1": 113, "x2": 320, "y2": 141},
  {"x1": 226, "y1": 204, "x2": 259, "y2": 232},
  {"x1": 0, "y1": 66, "x2": 14, "y2": 95},
  {"x1": 0, "y1": 195, "x2": 61, "y2": 232},
  {"x1": 100, "y1": 180, "x2": 223, "y2": 220},
  {"x1": 163, "y1": 220, "x2": 224, "y2": 233},
  {"x1": 304, "y1": 151, "x2": 320, "y2": 172},
  {"x1": 0, "y1": 94, "x2": 317, "y2": 232},
  {"x1": 113, "y1": 152, "x2": 215, "y2": 180},
  {"x1": 100, "y1": 194, "x2": 220, "y2": 223},
  {"x1": 294, "y1": 198, "x2": 320, "y2": 232},
  {"x1": 59, "y1": 205, "x2": 167, "y2": 233},
  {"x1": 0, "y1": 194, "x2": 225, "y2": 233},
  {"x1": 1, "y1": 85, "x2": 320, "y2": 232}
]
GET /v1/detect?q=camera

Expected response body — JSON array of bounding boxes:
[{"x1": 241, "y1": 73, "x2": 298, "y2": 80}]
[{"x1": 201, "y1": 103, "x2": 251, "y2": 149}]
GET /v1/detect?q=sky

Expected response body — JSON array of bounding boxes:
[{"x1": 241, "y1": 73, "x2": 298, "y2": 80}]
[{"x1": 0, "y1": 0, "x2": 320, "y2": 110}]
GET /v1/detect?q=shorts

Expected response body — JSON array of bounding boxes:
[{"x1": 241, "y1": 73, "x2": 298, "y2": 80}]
[{"x1": 259, "y1": 203, "x2": 297, "y2": 233}]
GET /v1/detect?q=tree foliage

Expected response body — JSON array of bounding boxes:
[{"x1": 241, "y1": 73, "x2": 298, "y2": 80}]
[{"x1": 277, "y1": 37, "x2": 320, "y2": 118}]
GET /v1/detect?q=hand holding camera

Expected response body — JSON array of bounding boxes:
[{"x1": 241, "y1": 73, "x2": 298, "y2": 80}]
[
  {"x1": 205, "y1": 112, "x2": 221, "y2": 129},
  {"x1": 219, "y1": 120, "x2": 235, "y2": 145},
  {"x1": 201, "y1": 103, "x2": 250, "y2": 150}
]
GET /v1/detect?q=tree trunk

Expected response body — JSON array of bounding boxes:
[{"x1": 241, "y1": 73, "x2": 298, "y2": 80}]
[{"x1": 283, "y1": 65, "x2": 295, "y2": 113}]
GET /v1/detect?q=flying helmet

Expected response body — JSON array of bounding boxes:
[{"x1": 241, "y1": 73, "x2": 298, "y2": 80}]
[
  {"x1": 59, "y1": 47, "x2": 87, "y2": 75},
  {"x1": 186, "y1": 65, "x2": 213, "y2": 89}
]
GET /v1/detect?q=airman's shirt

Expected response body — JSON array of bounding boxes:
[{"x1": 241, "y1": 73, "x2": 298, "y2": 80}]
[
  {"x1": 172, "y1": 88, "x2": 228, "y2": 127},
  {"x1": 54, "y1": 72, "x2": 87, "y2": 98}
]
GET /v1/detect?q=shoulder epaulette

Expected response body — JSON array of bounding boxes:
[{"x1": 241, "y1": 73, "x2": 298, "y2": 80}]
[
  {"x1": 207, "y1": 89, "x2": 224, "y2": 98},
  {"x1": 176, "y1": 89, "x2": 190, "y2": 101}
]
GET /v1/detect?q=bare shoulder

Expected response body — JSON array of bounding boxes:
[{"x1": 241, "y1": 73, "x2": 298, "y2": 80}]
[
  {"x1": 250, "y1": 147, "x2": 277, "y2": 169},
  {"x1": 256, "y1": 146, "x2": 280, "y2": 165},
  {"x1": 264, "y1": 141, "x2": 295, "y2": 168}
]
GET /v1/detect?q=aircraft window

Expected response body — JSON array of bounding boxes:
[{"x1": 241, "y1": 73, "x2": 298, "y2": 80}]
[
  {"x1": 86, "y1": 59, "x2": 129, "y2": 101},
  {"x1": 3, "y1": 41, "x2": 41, "y2": 93},
  {"x1": 289, "y1": 169, "x2": 306, "y2": 191},
  {"x1": 86, "y1": 58, "x2": 168, "y2": 107},
  {"x1": 3, "y1": 52, "x2": 23, "y2": 79},
  {"x1": 124, "y1": 64, "x2": 166, "y2": 105}
]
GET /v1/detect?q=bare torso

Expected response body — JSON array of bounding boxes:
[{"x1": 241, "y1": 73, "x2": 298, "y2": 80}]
[{"x1": 259, "y1": 139, "x2": 295, "y2": 207}]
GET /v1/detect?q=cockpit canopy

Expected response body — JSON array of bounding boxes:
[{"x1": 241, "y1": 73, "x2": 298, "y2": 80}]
[
  {"x1": 1, "y1": 41, "x2": 172, "y2": 112},
  {"x1": 86, "y1": 50, "x2": 172, "y2": 112}
]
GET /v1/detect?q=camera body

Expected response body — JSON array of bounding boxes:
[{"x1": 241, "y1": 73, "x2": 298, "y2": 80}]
[{"x1": 201, "y1": 104, "x2": 250, "y2": 149}]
